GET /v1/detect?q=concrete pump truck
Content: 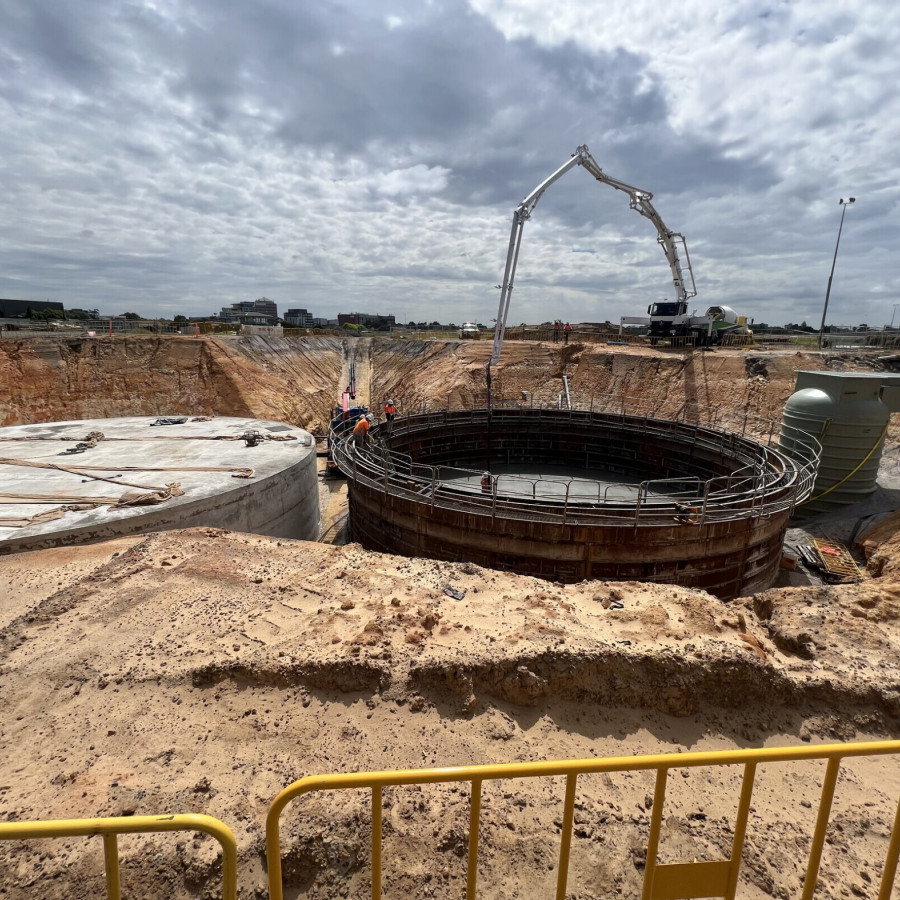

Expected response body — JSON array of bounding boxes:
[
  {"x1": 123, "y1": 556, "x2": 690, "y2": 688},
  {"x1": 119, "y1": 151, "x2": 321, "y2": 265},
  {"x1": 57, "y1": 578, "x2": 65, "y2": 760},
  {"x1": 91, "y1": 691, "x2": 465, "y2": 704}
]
[
  {"x1": 486, "y1": 144, "x2": 750, "y2": 406},
  {"x1": 487, "y1": 144, "x2": 699, "y2": 405}
]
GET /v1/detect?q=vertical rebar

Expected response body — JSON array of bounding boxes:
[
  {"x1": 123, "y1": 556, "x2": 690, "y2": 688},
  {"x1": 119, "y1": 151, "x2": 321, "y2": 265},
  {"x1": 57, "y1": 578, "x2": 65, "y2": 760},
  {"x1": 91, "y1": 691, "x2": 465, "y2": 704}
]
[{"x1": 697, "y1": 478, "x2": 712, "y2": 523}]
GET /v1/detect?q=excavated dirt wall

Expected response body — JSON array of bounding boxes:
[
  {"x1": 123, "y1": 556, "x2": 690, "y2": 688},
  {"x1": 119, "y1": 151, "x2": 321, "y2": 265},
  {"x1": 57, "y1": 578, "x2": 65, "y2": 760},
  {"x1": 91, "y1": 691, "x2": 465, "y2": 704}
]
[
  {"x1": 0, "y1": 335, "x2": 345, "y2": 434},
  {"x1": 0, "y1": 335, "x2": 877, "y2": 434},
  {"x1": 0, "y1": 334, "x2": 847, "y2": 434},
  {"x1": 1, "y1": 334, "x2": 887, "y2": 436},
  {"x1": 368, "y1": 338, "x2": 833, "y2": 421}
]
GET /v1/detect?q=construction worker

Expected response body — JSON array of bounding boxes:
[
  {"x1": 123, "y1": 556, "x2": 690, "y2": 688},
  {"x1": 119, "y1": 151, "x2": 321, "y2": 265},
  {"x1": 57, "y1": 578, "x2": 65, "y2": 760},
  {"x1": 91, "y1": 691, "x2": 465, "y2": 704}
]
[
  {"x1": 480, "y1": 471, "x2": 493, "y2": 493},
  {"x1": 351, "y1": 414, "x2": 372, "y2": 449},
  {"x1": 553, "y1": 321, "x2": 560, "y2": 343},
  {"x1": 673, "y1": 502, "x2": 700, "y2": 525},
  {"x1": 564, "y1": 322, "x2": 572, "y2": 343},
  {"x1": 383, "y1": 398, "x2": 397, "y2": 436}
]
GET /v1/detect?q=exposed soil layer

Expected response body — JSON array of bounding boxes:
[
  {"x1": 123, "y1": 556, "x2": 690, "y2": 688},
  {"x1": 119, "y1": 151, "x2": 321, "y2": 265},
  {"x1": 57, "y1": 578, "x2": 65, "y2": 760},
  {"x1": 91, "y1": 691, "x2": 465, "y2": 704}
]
[
  {"x1": 1, "y1": 529, "x2": 900, "y2": 899},
  {"x1": 1, "y1": 336, "x2": 900, "y2": 899},
  {"x1": 0, "y1": 335, "x2": 345, "y2": 435},
  {"x1": 0, "y1": 333, "x2": 889, "y2": 432}
]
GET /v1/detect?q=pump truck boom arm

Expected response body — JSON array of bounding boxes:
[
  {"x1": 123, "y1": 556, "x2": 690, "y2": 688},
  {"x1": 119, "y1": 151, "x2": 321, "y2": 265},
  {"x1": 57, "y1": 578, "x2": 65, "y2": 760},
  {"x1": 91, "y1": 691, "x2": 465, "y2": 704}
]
[{"x1": 488, "y1": 145, "x2": 696, "y2": 376}]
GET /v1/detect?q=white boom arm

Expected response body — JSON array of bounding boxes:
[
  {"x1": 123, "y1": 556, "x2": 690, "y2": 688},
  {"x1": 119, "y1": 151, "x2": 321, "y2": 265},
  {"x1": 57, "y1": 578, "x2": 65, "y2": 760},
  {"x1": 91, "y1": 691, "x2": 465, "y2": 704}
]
[{"x1": 488, "y1": 145, "x2": 696, "y2": 379}]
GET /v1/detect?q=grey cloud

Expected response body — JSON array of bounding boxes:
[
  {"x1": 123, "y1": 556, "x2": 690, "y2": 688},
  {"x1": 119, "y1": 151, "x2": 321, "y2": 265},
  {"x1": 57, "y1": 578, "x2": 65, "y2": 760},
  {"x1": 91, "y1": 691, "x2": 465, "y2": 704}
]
[
  {"x1": 0, "y1": 0, "x2": 895, "y2": 327},
  {"x1": 3, "y1": 0, "x2": 108, "y2": 89}
]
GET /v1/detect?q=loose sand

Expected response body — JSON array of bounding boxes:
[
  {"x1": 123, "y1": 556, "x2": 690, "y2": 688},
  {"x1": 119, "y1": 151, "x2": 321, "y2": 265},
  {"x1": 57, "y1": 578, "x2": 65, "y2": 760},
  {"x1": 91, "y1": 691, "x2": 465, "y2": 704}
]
[
  {"x1": 1, "y1": 527, "x2": 900, "y2": 898},
  {"x1": 1, "y1": 336, "x2": 900, "y2": 898}
]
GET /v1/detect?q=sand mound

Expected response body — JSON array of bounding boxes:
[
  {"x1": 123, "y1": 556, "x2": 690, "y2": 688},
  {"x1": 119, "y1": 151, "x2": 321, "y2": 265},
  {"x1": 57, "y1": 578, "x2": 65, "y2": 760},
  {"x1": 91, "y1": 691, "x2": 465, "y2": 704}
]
[{"x1": 2, "y1": 528, "x2": 899, "y2": 898}]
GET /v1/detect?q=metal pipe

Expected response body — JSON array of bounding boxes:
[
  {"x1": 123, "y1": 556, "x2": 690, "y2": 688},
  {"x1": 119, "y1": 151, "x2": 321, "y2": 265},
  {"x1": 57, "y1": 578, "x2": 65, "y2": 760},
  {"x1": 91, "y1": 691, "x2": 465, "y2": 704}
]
[
  {"x1": 555, "y1": 774, "x2": 578, "y2": 900},
  {"x1": 466, "y1": 779, "x2": 482, "y2": 900}
]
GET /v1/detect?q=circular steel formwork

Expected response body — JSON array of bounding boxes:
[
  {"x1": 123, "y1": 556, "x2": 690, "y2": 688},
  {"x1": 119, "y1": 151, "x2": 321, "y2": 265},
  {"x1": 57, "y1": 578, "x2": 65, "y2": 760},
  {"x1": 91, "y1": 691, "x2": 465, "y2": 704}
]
[{"x1": 334, "y1": 407, "x2": 819, "y2": 600}]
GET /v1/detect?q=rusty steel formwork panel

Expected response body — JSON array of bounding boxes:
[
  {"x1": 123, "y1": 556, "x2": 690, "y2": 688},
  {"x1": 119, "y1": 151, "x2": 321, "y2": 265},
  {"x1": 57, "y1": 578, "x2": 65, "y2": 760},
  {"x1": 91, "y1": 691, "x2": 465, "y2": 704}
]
[
  {"x1": 348, "y1": 481, "x2": 789, "y2": 600},
  {"x1": 337, "y1": 409, "x2": 818, "y2": 601}
]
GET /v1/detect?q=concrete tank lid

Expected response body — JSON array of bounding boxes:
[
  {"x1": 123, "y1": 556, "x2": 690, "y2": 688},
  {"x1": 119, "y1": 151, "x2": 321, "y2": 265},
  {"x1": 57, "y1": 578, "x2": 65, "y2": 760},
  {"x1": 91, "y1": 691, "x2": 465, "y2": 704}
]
[
  {"x1": 795, "y1": 370, "x2": 892, "y2": 378},
  {"x1": 793, "y1": 370, "x2": 886, "y2": 400},
  {"x1": 0, "y1": 416, "x2": 313, "y2": 545},
  {"x1": 784, "y1": 387, "x2": 835, "y2": 406}
]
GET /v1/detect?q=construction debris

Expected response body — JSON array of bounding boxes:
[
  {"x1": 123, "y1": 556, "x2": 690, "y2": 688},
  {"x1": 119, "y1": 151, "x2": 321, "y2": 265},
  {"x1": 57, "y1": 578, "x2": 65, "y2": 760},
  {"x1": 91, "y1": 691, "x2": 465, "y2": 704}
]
[{"x1": 812, "y1": 538, "x2": 862, "y2": 581}]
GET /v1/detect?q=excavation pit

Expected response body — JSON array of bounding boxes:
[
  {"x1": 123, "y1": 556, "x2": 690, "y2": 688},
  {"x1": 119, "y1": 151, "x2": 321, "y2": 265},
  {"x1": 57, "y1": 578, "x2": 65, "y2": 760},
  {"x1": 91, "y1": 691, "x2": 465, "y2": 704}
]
[{"x1": 335, "y1": 407, "x2": 820, "y2": 599}]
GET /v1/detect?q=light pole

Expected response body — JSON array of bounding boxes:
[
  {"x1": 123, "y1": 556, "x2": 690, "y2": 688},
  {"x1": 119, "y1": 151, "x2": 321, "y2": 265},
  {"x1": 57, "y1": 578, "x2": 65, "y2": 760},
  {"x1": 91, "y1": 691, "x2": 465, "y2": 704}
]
[
  {"x1": 891, "y1": 303, "x2": 899, "y2": 330},
  {"x1": 817, "y1": 197, "x2": 856, "y2": 350}
]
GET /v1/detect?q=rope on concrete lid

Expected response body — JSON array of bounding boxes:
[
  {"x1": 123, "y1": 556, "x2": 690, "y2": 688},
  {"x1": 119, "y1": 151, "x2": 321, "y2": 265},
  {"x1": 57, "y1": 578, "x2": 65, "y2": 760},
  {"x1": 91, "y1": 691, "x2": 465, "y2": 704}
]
[
  {"x1": 0, "y1": 494, "x2": 118, "y2": 505},
  {"x1": 92, "y1": 433, "x2": 297, "y2": 442},
  {"x1": 0, "y1": 458, "x2": 254, "y2": 481},
  {"x1": 0, "y1": 504, "x2": 104, "y2": 528},
  {"x1": 54, "y1": 464, "x2": 255, "y2": 479},
  {"x1": 0, "y1": 432, "x2": 296, "y2": 443},
  {"x1": 0, "y1": 458, "x2": 169, "y2": 491},
  {"x1": 0, "y1": 483, "x2": 185, "y2": 524}
]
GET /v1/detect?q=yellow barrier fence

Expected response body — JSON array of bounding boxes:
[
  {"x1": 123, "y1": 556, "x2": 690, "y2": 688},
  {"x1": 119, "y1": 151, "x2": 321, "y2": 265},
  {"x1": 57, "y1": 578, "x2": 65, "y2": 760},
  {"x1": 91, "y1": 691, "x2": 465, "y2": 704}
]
[
  {"x1": 0, "y1": 813, "x2": 237, "y2": 900},
  {"x1": 266, "y1": 740, "x2": 900, "y2": 900},
  {"x1": 4, "y1": 742, "x2": 900, "y2": 898}
]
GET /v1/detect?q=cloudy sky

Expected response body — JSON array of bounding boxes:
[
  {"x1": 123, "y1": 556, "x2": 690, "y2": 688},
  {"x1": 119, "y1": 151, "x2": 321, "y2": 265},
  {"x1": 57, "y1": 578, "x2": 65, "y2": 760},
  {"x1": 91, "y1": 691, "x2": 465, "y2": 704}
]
[{"x1": 1, "y1": 0, "x2": 898, "y2": 327}]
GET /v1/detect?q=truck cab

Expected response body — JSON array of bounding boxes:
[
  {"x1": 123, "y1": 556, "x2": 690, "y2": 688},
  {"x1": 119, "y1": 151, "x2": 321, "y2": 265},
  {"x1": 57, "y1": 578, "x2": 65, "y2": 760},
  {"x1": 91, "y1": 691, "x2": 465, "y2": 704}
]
[
  {"x1": 648, "y1": 300, "x2": 689, "y2": 340},
  {"x1": 648, "y1": 301, "x2": 687, "y2": 318}
]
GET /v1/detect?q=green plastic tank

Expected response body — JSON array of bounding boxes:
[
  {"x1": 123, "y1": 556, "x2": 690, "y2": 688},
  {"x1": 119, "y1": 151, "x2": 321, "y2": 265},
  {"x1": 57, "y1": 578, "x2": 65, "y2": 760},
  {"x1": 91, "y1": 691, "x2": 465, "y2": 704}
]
[{"x1": 779, "y1": 372, "x2": 889, "y2": 515}]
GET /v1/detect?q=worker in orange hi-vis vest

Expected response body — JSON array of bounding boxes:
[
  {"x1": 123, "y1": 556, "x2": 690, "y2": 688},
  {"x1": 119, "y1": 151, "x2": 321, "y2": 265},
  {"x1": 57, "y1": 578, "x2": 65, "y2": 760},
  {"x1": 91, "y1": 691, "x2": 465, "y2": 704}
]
[
  {"x1": 352, "y1": 414, "x2": 372, "y2": 448},
  {"x1": 383, "y1": 399, "x2": 397, "y2": 435},
  {"x1": 564, "y1": 322, "x2": 572, "y2": 343}
]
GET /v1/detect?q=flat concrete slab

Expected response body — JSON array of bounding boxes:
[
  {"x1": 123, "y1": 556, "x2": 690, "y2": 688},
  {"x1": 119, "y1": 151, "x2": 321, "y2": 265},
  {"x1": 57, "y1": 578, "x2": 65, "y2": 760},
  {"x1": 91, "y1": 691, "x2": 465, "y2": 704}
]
[
  {"x1": 0, "y1": 415, "x2": 317, "y2": 552},
  {"x1": 442, "y1": 463, "x2": 695, "y2": 504}
]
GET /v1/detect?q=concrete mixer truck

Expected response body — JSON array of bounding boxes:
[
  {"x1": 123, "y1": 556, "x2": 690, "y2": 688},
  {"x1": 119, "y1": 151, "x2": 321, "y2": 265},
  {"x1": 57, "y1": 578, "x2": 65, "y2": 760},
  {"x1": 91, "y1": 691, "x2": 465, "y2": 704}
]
[{"x1": 644, "y1": 301, "x2": 752, "y2": 346}]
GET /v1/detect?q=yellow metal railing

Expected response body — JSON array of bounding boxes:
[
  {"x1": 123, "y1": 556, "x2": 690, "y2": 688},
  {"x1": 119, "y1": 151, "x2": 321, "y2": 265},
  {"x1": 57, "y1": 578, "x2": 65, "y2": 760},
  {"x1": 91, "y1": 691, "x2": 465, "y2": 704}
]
[
  {"x1": 266, "y1": 740, "x2": 900, "y2": 900},
  {"x1": 5, "y1": 742, "x2": 900, "y2": 898},
  {"x1": 0, "y1": 813, "x2": 237, "y2": 900}
]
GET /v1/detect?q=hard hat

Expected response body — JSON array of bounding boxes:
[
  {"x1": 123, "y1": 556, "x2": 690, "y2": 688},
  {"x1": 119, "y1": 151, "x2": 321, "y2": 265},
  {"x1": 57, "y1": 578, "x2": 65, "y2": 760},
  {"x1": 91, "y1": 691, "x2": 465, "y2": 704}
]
[
  {"x1": 366, "y1": 413, "x2": 374, "y2": 422},
  {"x1": 483, "y1": 471, "x2": 491, "y2": 477},
  {"x1": 387, "y1": 399, "x2": 394, "y2": 405}
]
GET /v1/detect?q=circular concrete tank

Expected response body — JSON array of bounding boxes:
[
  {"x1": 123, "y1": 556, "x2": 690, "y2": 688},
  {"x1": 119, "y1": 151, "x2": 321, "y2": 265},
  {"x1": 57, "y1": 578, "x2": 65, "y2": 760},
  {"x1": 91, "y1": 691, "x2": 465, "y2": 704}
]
[
  {"x1": 334, "y1": 408, "x2": 819, "y2": 600},
  {"x1": 0, "y1": 416, "x2": 320, "y2": 554}
]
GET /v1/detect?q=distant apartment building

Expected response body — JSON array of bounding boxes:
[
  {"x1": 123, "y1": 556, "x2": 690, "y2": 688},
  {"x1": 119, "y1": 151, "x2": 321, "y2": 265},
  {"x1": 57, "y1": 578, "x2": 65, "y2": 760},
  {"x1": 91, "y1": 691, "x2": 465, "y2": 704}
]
[
  {"x1": 337, "y1": 312, "x2": 396, "y2": 330},
  {"x1": 284, "y1": 307, "x2": 314, "y2": 327},
  {"x1": 219, "y1": 297, "x2": 278, "y2": 326}
]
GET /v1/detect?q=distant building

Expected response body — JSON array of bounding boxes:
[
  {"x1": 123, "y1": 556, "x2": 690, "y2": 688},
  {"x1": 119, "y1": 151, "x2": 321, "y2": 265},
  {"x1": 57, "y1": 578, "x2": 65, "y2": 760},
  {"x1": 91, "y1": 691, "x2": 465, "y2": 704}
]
[
  {"x1": 337, "y1": 312, "x2": 396, "y2": 330},
  {"x1": 284, "y1": 308, "x2": 314, "y2": 327},
  {"x1": 0, "y1": 298, "x2": 64, "y2": 317},
  {"x1": 219, "y1": 297, "x2": 278, "y2": 326}
]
